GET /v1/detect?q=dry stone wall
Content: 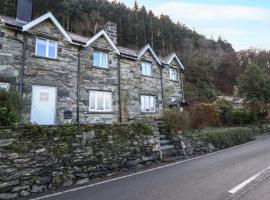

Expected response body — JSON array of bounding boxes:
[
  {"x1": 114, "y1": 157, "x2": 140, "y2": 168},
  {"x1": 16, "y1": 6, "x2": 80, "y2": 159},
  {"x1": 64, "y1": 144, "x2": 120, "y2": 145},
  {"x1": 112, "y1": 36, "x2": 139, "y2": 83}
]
[{"x1": 0, "y1": 124, "x2": 160, "y2": 199}]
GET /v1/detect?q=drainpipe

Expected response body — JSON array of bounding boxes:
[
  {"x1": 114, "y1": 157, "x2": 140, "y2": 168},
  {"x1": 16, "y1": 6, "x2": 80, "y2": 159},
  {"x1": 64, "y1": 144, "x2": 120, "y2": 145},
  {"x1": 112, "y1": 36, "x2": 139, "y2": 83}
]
[
  {"x1": 76, "y1": 45, "x2": 82, "y2": 124},
  {"x1": 117, "y1": 55, "x2": 122, "y2": 123},
  {"x1": 180, "y1": 72, "x2": 185, "y2": 101},
  {"x1": 160, "y1": 66, "x2": 165, "y2": 110},
  {"x1": 14, "y1": 33, "x2": 26, "y2": 95}
]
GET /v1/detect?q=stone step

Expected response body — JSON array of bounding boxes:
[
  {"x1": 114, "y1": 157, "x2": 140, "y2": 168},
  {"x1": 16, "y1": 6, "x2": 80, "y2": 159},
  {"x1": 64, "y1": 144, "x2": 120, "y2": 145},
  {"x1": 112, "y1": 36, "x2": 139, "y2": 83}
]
[
  {"x1": 159, "y1": 135, "x2": 167, "y2": 139},
  {"x1": 160, "y1": 145, "x2": 175, "y2": 151},
  {"x1": 160, "y1": 139, "x2": 170, "y2": 145}
]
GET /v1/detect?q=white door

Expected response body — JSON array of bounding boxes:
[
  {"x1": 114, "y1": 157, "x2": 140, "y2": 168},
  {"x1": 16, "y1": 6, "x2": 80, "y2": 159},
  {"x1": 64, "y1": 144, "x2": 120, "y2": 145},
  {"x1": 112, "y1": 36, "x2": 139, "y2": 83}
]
[{"x1": 31, "y1": 85, "x2": 56, "y2": 125}]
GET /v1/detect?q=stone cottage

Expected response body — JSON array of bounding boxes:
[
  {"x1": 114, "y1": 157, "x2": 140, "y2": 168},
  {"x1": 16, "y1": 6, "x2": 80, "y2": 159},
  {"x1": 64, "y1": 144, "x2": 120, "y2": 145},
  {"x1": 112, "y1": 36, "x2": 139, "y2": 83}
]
[{"x1": 0, "y1": 0, "x2": 185, "y2": 125}]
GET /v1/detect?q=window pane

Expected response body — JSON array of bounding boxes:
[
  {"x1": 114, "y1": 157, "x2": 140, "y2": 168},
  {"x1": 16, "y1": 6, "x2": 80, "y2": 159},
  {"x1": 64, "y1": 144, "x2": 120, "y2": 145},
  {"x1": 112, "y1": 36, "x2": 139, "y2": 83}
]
[
  {"x1": 104, "y1": 92, "x2": 112, "y2": 110},
  {"x1": 89, "y1": 91, "x2": 95, "y2": 110},
  {"x1": 96, "y1": 92, "x2": 104, "y2": 110},
  {"x1": 36, "y1": 39, "x2": 46, "y2": 57},
  {"x1": 145, "y1": 96, "x2": 150, "y2": 111},
  {"x1": 150, "y1": 96, "x2": 155, "y2": 111},
  {"x1": 93, "y1": 51, "x2": 100, "y2": 67},
  {"x1": 142, "y1": 62, "x2": 152, "y2": 76},
  {"x1": 0, "y1": 83, "x2": 10, "y2": 90},
  {"x1": 101, "y1": 53, "x2": 108, "y2": 68},
  {"x1": 141, "y1": 96, "x2": 145, "y2": 111},
  {"x1": 48, "y1": 41, "x2": 57, "y2": 58}
]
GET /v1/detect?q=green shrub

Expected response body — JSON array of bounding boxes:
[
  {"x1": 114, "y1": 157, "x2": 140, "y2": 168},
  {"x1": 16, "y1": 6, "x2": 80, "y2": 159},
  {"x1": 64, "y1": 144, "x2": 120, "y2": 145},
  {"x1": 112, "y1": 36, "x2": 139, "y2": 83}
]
[
  {"x1": 232, "y1": 109, "x2": 252, "y2": 125},
  {"x1": 218, "y1": 105, "x2": 233, "y2": 126},
  {"x1": 186, "y1": 127, "x2": 255, "y2": 148},
  {"x1": 0, "y1": 89, "x2": 23, "y2": 126}
]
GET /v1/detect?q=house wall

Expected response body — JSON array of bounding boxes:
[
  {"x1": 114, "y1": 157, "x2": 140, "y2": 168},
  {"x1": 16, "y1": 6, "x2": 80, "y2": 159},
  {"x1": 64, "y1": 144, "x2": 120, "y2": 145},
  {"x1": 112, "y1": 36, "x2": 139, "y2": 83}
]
[
  {"x1": 120, "y1": 50, "x2": 163, "y2": 122},
  {"x1": 79, "y1": 37, "x2": 119, "y2": 124},
  {"x1": 0, "y1": 19, "x2": 184, "y2": 125},
  {"x1": 0, "y1": 20, "x2": 79, "y2": 124},
  {"x1": 162, "y1": 59, "x2": 183, "y2": 107}
]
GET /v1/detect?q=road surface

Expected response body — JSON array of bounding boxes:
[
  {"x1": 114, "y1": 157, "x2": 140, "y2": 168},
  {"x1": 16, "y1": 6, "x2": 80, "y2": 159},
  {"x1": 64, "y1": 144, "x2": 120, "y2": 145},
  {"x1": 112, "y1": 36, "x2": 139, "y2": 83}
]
[{"x1": 32, "y1": 135, "x2": 270, "y2": 200}]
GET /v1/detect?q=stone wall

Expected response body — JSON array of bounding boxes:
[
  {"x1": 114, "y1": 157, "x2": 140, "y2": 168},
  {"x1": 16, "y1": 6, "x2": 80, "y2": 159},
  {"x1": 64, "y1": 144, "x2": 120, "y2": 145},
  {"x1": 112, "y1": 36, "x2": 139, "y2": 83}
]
[
  {"x1": 162, "y1": 59, "x2": 183, "y2": 107},
  {"x1": 120, "y1": 51, "x2": 163, "y2": 122},
  {"x1": 0, "y1": 124, "x2": 160, "y2": 199},
  {"x1": 79, "y1": 37, "x2": 119, "y2": 124}
]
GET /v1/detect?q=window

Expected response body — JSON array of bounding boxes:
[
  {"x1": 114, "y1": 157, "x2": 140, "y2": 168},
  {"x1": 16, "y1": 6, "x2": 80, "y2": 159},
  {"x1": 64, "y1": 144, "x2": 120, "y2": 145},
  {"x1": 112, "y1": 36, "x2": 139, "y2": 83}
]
[
  {"x1": 169, "y1": 68, "x2": 177, "y2": 81},
  {"x1": 0, "y1": 83, "x2": 10, "y2": 90},
  {"x1": 171, "y1": 97, "x2": 177, "y2": 103},
  {"x1": 141, "y1": 95, "x2": 155, "y2": 112},
  {"x1": 89, "y1": 90, "x2": 112, "y2": 112},
  {"x1": 93, "y1": 51, "x2": 108, "y2": 68},
  {"x1": 35, "y1": 38, "x2": 58, "y2": 59},
  {"x1": 141, "y1": 62, "x2": 152, "y2": 76}
]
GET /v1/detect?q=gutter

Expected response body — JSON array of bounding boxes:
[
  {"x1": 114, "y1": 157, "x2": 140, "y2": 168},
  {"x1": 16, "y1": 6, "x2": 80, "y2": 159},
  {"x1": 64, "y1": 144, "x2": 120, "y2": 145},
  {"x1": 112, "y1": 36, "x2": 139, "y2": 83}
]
[
  {"x1": 14, "y1": 33, "x2": 26, "y2": 95},
  {"x1": 76, "y1": 45, "x2": 82, "y2": 123},
  {"x1": 117, "y1": 56, "x2": 122, "y2": 123},
  {"x1": 160, "y1": 65, "x2": 165, "y2": 110}
]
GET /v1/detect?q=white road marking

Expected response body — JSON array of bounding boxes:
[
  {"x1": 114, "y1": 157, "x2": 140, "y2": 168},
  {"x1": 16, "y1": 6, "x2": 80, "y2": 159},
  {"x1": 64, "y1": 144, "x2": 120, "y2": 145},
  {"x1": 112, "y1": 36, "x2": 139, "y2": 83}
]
[
  {"x1": 228, "y1": 166, "x2": 270, "y2": 194},
  {"x1": 30, "y1": 140, "x2": 259, "y2": 200}
]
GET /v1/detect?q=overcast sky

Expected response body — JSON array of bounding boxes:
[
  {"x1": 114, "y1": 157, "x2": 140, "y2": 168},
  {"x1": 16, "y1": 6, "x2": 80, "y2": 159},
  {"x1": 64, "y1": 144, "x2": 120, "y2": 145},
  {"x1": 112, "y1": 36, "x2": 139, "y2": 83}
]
[{"x1": 109, "y1": 0, "x2": 270, "y2": 51}]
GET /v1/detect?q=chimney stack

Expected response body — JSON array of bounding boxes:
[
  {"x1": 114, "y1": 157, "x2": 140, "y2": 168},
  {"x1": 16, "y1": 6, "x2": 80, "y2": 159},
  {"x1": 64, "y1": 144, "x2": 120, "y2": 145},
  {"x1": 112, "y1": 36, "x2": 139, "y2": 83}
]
[
  {"x1": 16, "y1": 0, "x2": 33, "y2": 23},
  {"x1": 104, "y1": 22, "x2": 117, "y2": 45}
]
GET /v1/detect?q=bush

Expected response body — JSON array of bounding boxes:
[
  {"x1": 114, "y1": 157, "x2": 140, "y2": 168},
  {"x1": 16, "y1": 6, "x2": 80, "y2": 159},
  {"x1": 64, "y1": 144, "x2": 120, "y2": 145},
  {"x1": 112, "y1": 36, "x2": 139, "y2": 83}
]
[
  {"x1": 163, "y1": 110, "x2": 191, "y2": 133},
  {"x1": 186, "y1": 127, "x2": 255, "y2": 148},
  {"x1": 0, "y1": 89, "x2": 23, "y2": 126},
  {"x1": 232, "y1": 109, "x2": 252, "y2": 125},
  {"x1": 190, "y1": 104, "x2": 220, "y2": 128}
]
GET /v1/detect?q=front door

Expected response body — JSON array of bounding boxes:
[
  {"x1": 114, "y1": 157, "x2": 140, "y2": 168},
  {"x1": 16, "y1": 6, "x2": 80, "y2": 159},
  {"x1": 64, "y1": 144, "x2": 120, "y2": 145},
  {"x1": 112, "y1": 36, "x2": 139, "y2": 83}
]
[{"x1": 31, "y1": 85, "x2": 56, "y2": 125}]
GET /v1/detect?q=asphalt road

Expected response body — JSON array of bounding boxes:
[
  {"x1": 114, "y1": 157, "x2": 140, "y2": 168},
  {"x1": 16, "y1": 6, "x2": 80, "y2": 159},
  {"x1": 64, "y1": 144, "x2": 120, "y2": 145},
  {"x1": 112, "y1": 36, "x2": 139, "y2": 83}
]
[{"x1": 34, "y1": 135, "x2": 270, "y2": 200}]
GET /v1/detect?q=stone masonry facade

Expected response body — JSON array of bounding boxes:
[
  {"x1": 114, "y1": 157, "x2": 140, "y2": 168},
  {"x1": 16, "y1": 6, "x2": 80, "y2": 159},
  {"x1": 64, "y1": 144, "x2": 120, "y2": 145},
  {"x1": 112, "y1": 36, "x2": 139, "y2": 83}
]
[{"x1": 0, "y1": 11, "x2": 185, "y2": 125}]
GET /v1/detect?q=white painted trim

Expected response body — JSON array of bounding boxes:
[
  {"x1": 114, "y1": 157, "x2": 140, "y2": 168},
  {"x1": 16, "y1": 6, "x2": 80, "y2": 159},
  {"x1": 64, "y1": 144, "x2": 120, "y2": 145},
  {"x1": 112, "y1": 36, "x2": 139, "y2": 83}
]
[
  {"x1": 22, "y1": 12, "x2": 73, "y2": 43},
  {"x1": 166, "y1": 52, "x2": 185, "y2": 70},
  {"x1": 137, "y1": 44, "x2": 162, "y2": 65},
  {"x1": 228, "y1": 165, "x2": 270, "y2": 194},
  {"x1": 35, "y1": 38, "x2": 58, "y2": 59},
  {"x1": 84, "y1": 30, "x2": 120, "y2": 55},
  {"x1": 29, "y1": 140, "x2": 259, "y2": 200},
  {"x1": 89, "y1": 90, "x2": 112, "y2": 112},
  {"x1": 30, "y1": 85, "x2": 57, "y2": 125}
]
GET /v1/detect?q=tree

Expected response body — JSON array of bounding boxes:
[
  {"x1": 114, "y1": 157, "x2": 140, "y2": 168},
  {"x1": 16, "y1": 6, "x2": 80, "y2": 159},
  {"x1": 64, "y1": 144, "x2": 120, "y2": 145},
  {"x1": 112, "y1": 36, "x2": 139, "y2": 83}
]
[{"x1": 239, "y1": 64, "x2": 266, "y2": 102}]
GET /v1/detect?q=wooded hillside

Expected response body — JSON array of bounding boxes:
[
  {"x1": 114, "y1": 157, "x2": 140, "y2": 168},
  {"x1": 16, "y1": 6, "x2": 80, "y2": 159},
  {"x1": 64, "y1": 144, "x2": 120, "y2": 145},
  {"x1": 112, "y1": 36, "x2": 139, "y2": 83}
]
[{"x1": 2, "y1": 0, "x2": 270, "y2": 103}]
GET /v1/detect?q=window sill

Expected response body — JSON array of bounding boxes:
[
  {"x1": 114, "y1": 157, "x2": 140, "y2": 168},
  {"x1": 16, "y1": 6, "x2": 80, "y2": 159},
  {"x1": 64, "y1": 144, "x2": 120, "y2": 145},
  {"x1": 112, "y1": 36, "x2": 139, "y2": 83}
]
[
  {"x1": 92, "y1": 66, "x2": 111, "y2": 71},
  {"x1": 169, "y1": 79, "x2": 179, "y2": 83},
  {"x1": 88, "y1": 111, "x2": 115, "y2": 114},
  {"x1": 142, "y1": 74, "x2": 154, "y2": 78},
  {"x1": 33, "y1": 55, "x2": 58, "y2": 61},
  {"x1": 141, "y1": 111, "x2": 157, "y2": 114}
]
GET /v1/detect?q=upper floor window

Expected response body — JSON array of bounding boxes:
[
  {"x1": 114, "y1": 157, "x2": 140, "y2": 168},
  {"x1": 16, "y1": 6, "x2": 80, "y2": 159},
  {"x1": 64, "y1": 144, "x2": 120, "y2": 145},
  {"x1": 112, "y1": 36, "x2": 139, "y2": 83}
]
[
  {"x1": 35, "y1": 38, "x2": 58, "y2": 59},
  {"x1": 141, "y1": 62, "x2": 152, "y2": 76},
  {"x1": 89, "y1": 90, "x2": 112, "y2": 112},
  {"x1": 171, "y1": 97, "x2": 177, "y2": 103},
  {"x1": 93, "y1": 51, "x2": 108, "y2": 68},
  {"x1": 141, "y1": 95, "x2": 155, "y2": 112},
  {"x1": 169, "y1": 68, "x2": 177, "y2": 81},
  {"x1": 0, "y1": 83, "x2": 10, "y2": 91}
]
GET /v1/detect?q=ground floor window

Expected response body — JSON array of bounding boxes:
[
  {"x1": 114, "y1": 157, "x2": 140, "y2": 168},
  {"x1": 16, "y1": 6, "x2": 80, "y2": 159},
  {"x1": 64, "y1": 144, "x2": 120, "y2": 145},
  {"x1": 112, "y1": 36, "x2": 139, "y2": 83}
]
[
  {"x1": 141, "y1": 95, "x2": 156, "y2": 112},
  {"x1": 0, "y1": 83, "x2": 10, "y2": 90},
  {"x1": 89, "y1": 90, "x2": 112, "y2": 112}
]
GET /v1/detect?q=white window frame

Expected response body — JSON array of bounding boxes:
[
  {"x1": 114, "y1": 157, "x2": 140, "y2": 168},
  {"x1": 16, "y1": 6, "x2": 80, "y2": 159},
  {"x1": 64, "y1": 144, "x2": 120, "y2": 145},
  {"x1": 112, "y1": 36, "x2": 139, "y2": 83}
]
[
  {"x1": 171, "y1": 97, "x2": 177, "y2": 103},
  {"x1": 89, "y1": 90, "x2": 112, "y2": 112},
  {"x1": 169, "y1": 68, "x2": 177, "y2": 81},
  {"x1": 141, "y1": 95, "x2": 156, "y2": 113},
  {"x1": 35, "y1": 38, "x2": 58, "y2": 59},
  {"x1": 93, "y1": 51, "x2": 108, "y2": 68},
  {"x1": 0, "y1": 83, "x2": 10, "y2": 91},
  {"x1": 141, "y1": 62, "x2": 153, "y2": 76}
]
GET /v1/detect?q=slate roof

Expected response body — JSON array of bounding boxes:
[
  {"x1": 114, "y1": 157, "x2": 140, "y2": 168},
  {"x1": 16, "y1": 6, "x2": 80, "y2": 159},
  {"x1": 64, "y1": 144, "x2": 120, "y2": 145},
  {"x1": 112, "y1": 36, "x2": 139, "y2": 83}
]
[
  {"x1": 68, "y1": 32, "x2": 89, "y2": 44},
  {"x1": 118, "y1": 46, "x2": 138, "y2": 58},
  {"x1": 0, "y1": 15, "x2": 26, "y2": 28}
]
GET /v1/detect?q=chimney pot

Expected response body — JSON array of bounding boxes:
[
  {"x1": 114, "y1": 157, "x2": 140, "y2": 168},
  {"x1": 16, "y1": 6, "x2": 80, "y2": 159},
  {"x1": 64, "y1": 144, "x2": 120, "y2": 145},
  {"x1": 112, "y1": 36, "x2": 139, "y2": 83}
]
[{"x1": 16, "y1": 0, "x2": 33, "y2": 23}]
